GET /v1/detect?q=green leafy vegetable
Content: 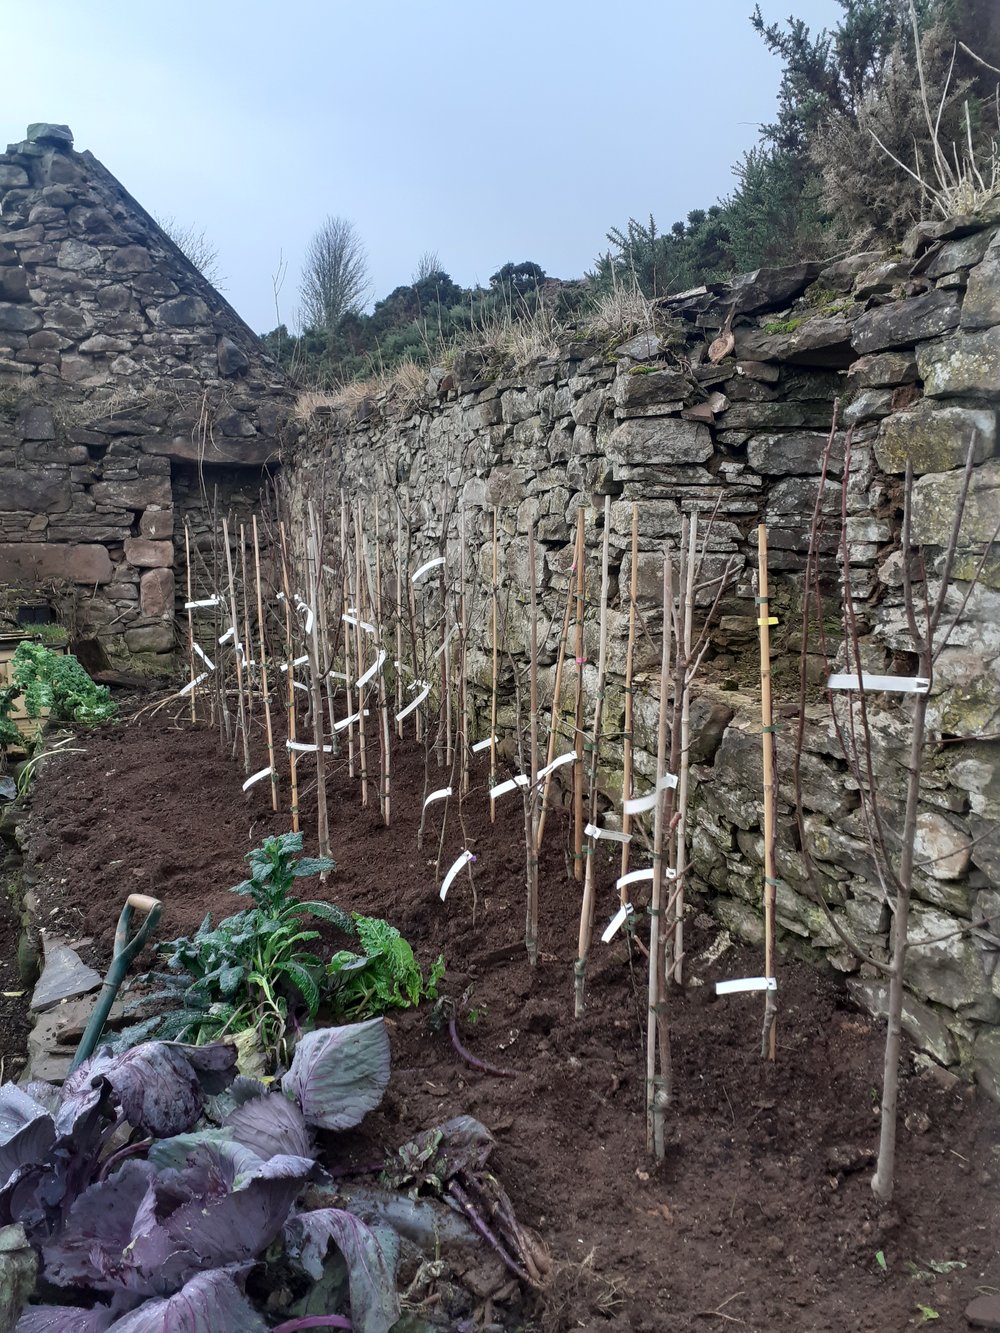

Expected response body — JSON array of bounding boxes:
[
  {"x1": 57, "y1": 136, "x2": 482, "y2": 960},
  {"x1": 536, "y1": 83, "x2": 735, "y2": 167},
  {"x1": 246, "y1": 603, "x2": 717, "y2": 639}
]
[
  {"x1": 10, "y1": 642, "x2": 116, "y2": 727},
  {"x1": 327, "y1": 916, "x2": 443, "y2": 1020}
]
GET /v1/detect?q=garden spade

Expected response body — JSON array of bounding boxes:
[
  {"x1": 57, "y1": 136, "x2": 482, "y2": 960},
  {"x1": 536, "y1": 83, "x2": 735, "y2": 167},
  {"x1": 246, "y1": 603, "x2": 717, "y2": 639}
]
[{"x1": 69, "y1": 893, "x2": 163, "y2": 1072}]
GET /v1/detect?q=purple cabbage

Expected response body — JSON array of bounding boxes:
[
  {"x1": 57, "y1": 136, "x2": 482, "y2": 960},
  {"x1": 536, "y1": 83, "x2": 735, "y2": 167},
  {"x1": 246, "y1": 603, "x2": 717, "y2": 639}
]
[
  {"x1": 6, "y1": 1023, "x2": 397, "y2": 1330},
  {"x1": 282, "y1": 1019, "x2": 390, "y2": 1131}
]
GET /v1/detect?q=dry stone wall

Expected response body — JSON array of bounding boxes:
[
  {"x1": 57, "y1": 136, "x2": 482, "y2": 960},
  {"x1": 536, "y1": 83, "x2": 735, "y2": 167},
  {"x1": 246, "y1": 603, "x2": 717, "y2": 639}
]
[
  {"x1": 289, "y1": 214, "x2": 1000, "y2": 1096},
  {"x1": 0, "y1": 124, "x2": 292, "y2": 656}
]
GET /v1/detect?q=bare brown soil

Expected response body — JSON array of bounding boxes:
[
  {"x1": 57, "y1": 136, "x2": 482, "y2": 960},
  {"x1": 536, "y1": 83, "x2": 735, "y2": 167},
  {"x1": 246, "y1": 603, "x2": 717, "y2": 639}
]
[{"x1": 15, "y1": 703, "x2": 1000, "y2": 1331}]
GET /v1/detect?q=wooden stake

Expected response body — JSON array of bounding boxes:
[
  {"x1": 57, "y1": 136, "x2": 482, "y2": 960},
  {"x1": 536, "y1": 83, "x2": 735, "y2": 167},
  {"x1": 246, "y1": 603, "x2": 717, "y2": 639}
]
[
  {"x1": 222, "y1": 517, "x2": 250, "y2": 773},
  {"x1": 572, "y1": 510, "x2": 586, "y2": 882},
  {"x1": 239, "y1": 524, "x2": 254, "y2": 737},
  {"x1": 647, "y1": 552, "x2": 673, "y2": 1158},
  {"x1": 355, "y1": 500, "x2": 369, "y2": 808},
  {"x1": 459, "y1": 508, "x2": 471, "y2": 797},
  {"x1": 673, "y1": 511, "x2": 697, "y2": 984},
  {"x1": 536, "y1": 550, "x2": 575, "y2": 852},
  {"x1": 395, "y1": 506, "x2": 404, "y2": 739},
  {"x1": 489, "y1": 508, "x2": 499, "y2": 824},
  {"x1": 341, "y1": 496, "x2": 356, "y2": 779},
  {"x1": 183, "y1": 520, "x2": 197, "y2": 724},
  {"x1": 306, "y1": 503, "x2": 331, "y2": 860},
  {"x1": 252, "y1": 515, "x2": 279, "y2": 812},
  {"x1": 374, "y1": 505, "x2": 391, "y2": 825},
  {"x1": 620, "y1": 504, "x2": 639, "y2": 896},
  {"x1": 278, "y1": 520, "x2": 299, "y2": 832},
  {"x1": 526, "y1": 522, "x2": 540, "y2": 966},
  {"x1": 758, "y1": 522, "x2": 778, "y2": 1060},
  {"x1": 575, "y1": 496, "x2": 611, "y2": 1016}
]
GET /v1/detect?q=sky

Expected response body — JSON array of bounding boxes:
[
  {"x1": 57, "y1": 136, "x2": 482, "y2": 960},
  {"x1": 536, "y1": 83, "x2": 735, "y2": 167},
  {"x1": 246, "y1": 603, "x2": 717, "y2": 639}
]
[{"x1": 3, "y1": 1, "x2": 843, "y2": 334}]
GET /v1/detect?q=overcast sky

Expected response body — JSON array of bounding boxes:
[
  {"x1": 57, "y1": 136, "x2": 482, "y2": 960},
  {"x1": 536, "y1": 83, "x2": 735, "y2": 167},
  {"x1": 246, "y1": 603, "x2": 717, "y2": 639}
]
[{"x1": 3, "y1": 1, "x2": 842, "y2": 333}]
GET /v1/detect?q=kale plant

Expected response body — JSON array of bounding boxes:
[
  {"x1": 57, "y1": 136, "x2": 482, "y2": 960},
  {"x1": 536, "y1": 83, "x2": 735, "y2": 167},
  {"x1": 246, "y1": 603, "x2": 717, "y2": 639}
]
[
  {"x1": 136, "y1": 833, "x2": 351, "y2": 1064},
  {"x1": 135, "y1": 835, "x2": 443, "y2": 1067},
  {"x1": 4, "y1": 1020, "x2": 401, "y2": 1332},
  {"x1": 10, "y1": 642, "x2": 116, "y2": 727}
]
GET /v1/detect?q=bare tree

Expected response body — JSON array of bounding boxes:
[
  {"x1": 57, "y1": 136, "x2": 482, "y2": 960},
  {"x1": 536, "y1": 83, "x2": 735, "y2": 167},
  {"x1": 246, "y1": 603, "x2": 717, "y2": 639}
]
[
  {"x1": 795, "y1": 421, "x2": 998, "y2": 1203},
  {"x1": 299, "y1": 216, "x2": 370, "y2": 332},
  {"x1": 412, "y1": 249, "x2": 442, "y2": 282},
  {"x1": 155, "y1": 215, "x2": 224, "y2": 288}
]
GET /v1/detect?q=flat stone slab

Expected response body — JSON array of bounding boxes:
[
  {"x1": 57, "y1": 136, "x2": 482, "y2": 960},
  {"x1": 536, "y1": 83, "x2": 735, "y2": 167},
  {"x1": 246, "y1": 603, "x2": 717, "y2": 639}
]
[
  {"x1": 30, "y1": 938, "x2": 102, "y2": 1012},
  {"x1": 24, "y1": 994, "x2": 123, "y2": 1084},
  {"x1": 966, "y1": 1293, "x2": 1000, "y2": 1328}
]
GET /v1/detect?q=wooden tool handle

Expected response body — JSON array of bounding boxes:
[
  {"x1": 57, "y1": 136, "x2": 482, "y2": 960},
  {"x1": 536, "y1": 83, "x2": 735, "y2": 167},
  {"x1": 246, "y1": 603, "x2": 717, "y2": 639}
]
[{"x1": 126, "y1": 893, "x2": 161, "y2": 914}]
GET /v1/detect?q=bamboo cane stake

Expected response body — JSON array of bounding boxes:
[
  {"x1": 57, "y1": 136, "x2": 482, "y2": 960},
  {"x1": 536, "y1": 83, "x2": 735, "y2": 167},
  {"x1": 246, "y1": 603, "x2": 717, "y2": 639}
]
[
  {"x1": 440, "y1": 557, "x2": 452, "y2": 770},
  {"x1": 355, "y1": 500, "x2": 370, "y2": 808},
  {"x1": 525, "y1": 522, "x2": 540, "y2": 966},
  {"x1": 222, "y1": 517, "x2": 250, "y2": 773},
  {"x1": 239, "y1": 524, "x2": 254, "y2": 737},
  {"x1": 183, "y1": 520, "x2": 197, "y2": 724},
  {"x1": 360, "y1": 513, "x2": 391, "y2": 826},
  {"x1": 374, "y1": 504, "x2": 391, "y2": 825},
  {"x1": 672, "y1": 511, "x2": 698, "y2": 984},
  {"x1": 572, "y1": 510, "x2": 586, "y2": 882},
  {"x1": 459, "y1": 508, "x2": 471, "y2": 797},
  {"x1": 251, "y1": 515, "x2": 279, "y2": 813},
  {"x1": 278, "y1": 520, "x2": 299, "y2": 832},
  {"x1": 489, "y1": 508, "x2": 499, "y2": 825},
  {"x1": 620, "y1": 503, "x2": 639, "y2": 896},
  {"x1": 758, "y1": 522, "x2": 778, "y2": 1060},
  {"x1": 306, "y1": 503, "x2": 331, "y2": 860},
  {"x1": 575, "y1": 496, "x2": 611, "y2": 1015},
  {"x1": 536, "y1": 552, "x2": 575, "y2": 853},
  {"x1": 212, "y1": 499, "x2": 231, "y2": 745},
  {"x1": 340, "y1": 497, "x2": 356, "y2": 779},
  {"x1": 395, "y1": 506, "x2": 404, "y2": 739},
  {"x1": 647, "y1": 551, "x2": 673, "y2": 1158}
]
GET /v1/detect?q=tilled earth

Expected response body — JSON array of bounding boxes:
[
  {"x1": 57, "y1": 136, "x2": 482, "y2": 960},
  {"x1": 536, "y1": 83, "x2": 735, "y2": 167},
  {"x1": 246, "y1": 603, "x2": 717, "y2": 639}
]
[{"x1": 10, "y1": 702, "x2": 1000, "y2": 1331}]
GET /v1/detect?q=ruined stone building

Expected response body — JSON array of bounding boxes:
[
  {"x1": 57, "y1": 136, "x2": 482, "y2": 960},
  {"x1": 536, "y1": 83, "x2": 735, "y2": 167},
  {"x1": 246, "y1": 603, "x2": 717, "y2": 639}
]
[{"x1": 0, "y1": 122, "x2": 292, "y2": 657}]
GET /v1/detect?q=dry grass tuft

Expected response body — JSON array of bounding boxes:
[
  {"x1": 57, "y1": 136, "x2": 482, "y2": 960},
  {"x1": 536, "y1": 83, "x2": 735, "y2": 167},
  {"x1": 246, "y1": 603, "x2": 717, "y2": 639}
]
[
  {"x1": 586, "y1": 278, "x2": 655, "y2": 342},
  {"x1": 533, "y1": 1248, "x2": 629, "y2": 1333}
]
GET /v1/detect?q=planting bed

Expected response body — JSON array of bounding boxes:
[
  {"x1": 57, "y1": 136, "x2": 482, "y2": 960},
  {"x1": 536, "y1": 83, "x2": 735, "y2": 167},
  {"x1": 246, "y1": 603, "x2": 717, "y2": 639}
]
[{"x1": 9, "y1": 704, "x2": 1000, "y2": 1332}]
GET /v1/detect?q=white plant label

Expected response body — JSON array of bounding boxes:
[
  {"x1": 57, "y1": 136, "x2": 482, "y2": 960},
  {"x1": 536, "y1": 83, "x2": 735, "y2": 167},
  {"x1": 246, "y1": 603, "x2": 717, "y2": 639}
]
[
  {"x1": 490, "y1": 774, "x2": 530, "y2": 800},
  {"x1": 623, "y1": 772, "x2": 678, "y2": 815},
  {"x1": 827, "y1": 672, "x2": 930, "y2": 694},
  {"x1": 184, "y1": 596, "x2": 219, "y2": 609},
  {"x1": 423, "y1": 786, "x2": 452, "y2": 809},
  {"x1": 412, "y1": 556, "x2": 446, "y2": 583},
  {"x1": 286, "y1": 739, "x2": 333, "y2": 753},
  {"x1": 242, "y1": 766, "x2": 273, "y2": 792},
  {"x1": 293, "y1": 596, "x2": 315, "y2": 636},
  {"x1": 280, "y1": 655, "x2": 310, "y2": 672},
  {"x1": 342, "y1": 612, "x2": 376, "y2": 635},
  {"x1": 616, "y1": 865, "x2": 675, "y2": 893},
  {"x1": 602, "y1": 902, "x2": 635, "y2": 943},
  {"x1": 218, "y1": 626, "x2": 236, "y2": 645},
  {"x1": 471, "y1": 736, "x2": 497, "y2": 753},
  {"x1": 584, "y1": 822, "x2": 632, "y2": 844},
  {"x1": 535, "y1": 751, "x2": 576, "y2": 782},
  {"x1": 440, "y1": 850, "x2": 475, "y2": 901},
  {"x1": 193, "y1": 644, "x2": 215, "y2": 670},
  {"x1": 436, "y1": 624, "x2": 459, "y2": 656},
  {"x1": 396, "y1": 683, "x2": 430, "y2": 720},
  {"x1": 356, "y1": 649, "x2": 387, "y2": 690},
  {"x1": 334, "y1": 710, "x2": 362, "y2": 732},
  {"x1": 179, "y1": 672, "x2": 209, "y2": 696},
  {"x1": 292, "y1": 681, "x2": 310, "y2": 693},
  {"x1": 715, "y1": 976, "x2": 778, "y2": 995}
]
